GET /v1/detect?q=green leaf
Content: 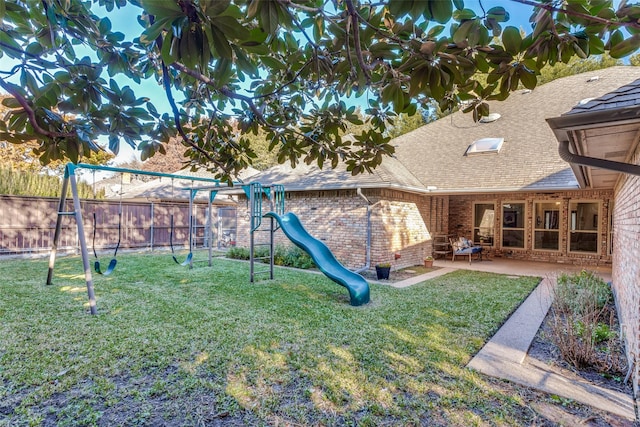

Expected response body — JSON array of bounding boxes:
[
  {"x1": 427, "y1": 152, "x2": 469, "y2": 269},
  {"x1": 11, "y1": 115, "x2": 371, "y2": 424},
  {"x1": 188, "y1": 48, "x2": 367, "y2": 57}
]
[
  {"x1": 203, "y1": 0, "x2": 230, "y2": 17},
  {"x1": 211, "y1": 16, "x2": 250, "y2": 41},
  {"x1": 518, "y1": 67, "x2": 537, "y2": 90},
  {"x1": 427, "y1": 25, "x2": 445, "y2": 38},
  {"x1": 140, "y1": 16, "x2": 171, "y2": 45},
  {"x1": 589, "y1": 36, "x2": 605, "y2": 55},
  {"x1": 428, "y1": 0, "x2": 453, "y2": 24},
  {"x1": 502, "y1": 26, "x2": 522, "y2": 55},
  {"x1": 139, "y1": 0, "x2": 182, "y2": 18},
  {"x1": 487, "y1": 6, "x2": 509, "y2": 22},
  {"x1": 210, "y1": 25, "x2": 233, "y2": 59},
  {"x1": 247, "y1": 0, "x2": 260, "y2": 19},
  {"x1": 1, "y1": 97, "x2": 20, "y2": 108},
  {"x1": 610, "y1": 34, "x2": 640, "y2": 58},
  {"x1": 452, "y1": 8, "x2": 476, "y2": 21}
]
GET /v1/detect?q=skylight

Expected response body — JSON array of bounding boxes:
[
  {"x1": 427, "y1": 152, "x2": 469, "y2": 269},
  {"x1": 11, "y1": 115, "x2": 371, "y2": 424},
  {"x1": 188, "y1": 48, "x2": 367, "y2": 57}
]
[{"x1": 466, "y1": 137, "x2": 504, "y2": 155}]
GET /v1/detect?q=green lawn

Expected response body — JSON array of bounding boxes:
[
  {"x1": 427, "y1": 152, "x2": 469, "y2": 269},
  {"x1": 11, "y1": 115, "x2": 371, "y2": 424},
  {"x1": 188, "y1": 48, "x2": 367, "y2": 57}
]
[{"x1": 0, "y1": 252, "x2": 542, "y2": 426}]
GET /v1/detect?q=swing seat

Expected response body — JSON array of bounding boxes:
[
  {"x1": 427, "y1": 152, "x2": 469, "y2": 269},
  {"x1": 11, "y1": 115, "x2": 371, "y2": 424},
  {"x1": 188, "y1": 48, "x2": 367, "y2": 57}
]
[
  {"x1": 172, "y1": 252, "x2": 193, "y2": 266},
  {"x1": 95, "y1": 258, "x2": 117, "y2": 275}
]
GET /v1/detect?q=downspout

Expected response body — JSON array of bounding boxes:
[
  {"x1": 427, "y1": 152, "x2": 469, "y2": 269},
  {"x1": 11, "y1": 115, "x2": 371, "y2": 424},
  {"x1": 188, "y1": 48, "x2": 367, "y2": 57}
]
[
  {"x1": 354, "y1": 187, "x2": 372, "y2": 273},
  {"x1": 558, "y1": 140, "x2": 640, "y2": 176}
]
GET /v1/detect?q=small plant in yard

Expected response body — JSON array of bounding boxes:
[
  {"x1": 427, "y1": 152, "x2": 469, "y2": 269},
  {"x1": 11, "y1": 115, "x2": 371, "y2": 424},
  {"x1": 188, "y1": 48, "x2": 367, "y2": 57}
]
[{"x1": 547, "y1": 270, "x2": 626, "y2": 374}]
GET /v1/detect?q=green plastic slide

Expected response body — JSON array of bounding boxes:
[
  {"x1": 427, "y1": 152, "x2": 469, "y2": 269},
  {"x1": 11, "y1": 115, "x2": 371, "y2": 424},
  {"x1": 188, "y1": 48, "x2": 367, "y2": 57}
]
[{"x1": 263, "y1": 212, "x2": 370, "y2": 306}]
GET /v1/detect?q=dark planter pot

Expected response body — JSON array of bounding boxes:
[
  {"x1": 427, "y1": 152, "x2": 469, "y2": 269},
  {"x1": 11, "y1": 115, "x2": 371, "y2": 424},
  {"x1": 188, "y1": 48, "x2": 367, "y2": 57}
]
[
  {"x1": 375, "y1": 265, "x2": 391, "y2": 280},
  {"x1": 424, "y1": 260, "x2": 433, "y2": 268}
]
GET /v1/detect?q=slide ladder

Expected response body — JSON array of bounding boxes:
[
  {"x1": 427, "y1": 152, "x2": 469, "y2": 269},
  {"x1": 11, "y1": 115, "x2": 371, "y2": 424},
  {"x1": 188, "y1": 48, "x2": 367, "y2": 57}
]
[{"x1": 245, "y1": 183, "x2": 285, "y2": 282}]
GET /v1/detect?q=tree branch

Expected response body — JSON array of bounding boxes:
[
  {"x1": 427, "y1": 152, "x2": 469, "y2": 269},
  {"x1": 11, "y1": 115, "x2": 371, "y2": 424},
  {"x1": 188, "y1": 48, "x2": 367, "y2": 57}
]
[
  {"x1": 0, "y1": 77, "x2": 75, "y2": 139},
  {"x1": 169, "y1": 61, "x2": 267, "y2": 125},
  {"x1": 160, "y1": 61, "x2": 228, "y2": 171},
  {"x1": 345, "y1": 0, "x2": 371, "y2": 85},
  {"x1": 511, "y1": 0, "x2": 640, "y2": 30}
]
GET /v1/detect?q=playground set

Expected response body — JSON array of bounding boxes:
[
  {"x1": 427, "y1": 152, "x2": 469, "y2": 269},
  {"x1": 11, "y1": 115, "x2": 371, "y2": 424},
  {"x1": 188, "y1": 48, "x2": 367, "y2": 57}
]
[
  {"x1": 244, "y1": 182, "x2": 370, "y2": 307},
  {"x1": 46, "y1": 163, "x2": 370, "y2": 315}
]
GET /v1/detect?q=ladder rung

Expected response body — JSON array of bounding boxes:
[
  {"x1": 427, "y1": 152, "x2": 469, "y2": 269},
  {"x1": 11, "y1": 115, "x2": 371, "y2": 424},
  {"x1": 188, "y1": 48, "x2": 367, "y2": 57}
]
[
  {"x1": 58, "y1": 211, "x2": 76, "y2": 216},
  {"x1": 254, "y1": 243, "x2": 271, "y2": 247}
]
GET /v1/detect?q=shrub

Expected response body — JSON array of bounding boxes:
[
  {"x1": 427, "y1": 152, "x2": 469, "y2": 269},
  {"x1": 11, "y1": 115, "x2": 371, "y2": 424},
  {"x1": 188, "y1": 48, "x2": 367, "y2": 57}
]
[
  {"x1": 226, "y1": 246, "x2": 249, "y2": 260},
  {"x1": 225, "y1": 244, "x2": 315, "y2": 269},
  {"x1": 284, "y1": 246, "x2": 315, "y2": 269},
  {"x1": 547, "y1": 270, "x2": 626, "y2": 374}
]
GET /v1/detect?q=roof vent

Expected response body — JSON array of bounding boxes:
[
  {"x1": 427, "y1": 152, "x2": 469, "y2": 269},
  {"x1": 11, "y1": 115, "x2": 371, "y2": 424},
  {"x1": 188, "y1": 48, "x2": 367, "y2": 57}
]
[
  {"x1": 479, "y1": 113, "x2": 501, "y2": 123},
  {"x1": 466, "y1": 137, "x2": 504, "y2": 156},
  {"x1": 587, "y1": 76, "x2": 600, "y2": 82},
  {"x1": 578, "y1": 97, "x2": 594, "y2": 105}
]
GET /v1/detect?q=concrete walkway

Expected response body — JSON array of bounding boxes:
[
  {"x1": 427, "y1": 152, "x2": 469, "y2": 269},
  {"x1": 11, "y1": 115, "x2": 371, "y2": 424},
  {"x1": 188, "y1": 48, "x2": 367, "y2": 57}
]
[{"x1": 391, "y1": 259, "x2": 637, "y2": 421}]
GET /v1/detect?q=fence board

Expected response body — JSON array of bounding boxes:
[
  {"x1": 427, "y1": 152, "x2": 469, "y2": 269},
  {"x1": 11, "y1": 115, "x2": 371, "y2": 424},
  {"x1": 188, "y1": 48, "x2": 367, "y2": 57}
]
[{"x1": 0, "y1": 195, "x2": 235, "y2": 255}]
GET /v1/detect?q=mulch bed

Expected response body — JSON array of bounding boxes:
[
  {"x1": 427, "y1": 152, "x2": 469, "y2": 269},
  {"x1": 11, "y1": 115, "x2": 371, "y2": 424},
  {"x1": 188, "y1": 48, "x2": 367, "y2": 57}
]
[{"x1": 528, "y1": 311, "x2": 633, "y2": 396}]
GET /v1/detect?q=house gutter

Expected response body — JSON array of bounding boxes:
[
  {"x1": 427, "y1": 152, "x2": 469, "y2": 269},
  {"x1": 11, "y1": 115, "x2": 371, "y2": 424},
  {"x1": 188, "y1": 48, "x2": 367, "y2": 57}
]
[
  {"x1": 354, "y1": 188, "x2": 373, "y2": 273},
  {"x1": 558, "y1": 140, "x2": 640, "y2": 177}
]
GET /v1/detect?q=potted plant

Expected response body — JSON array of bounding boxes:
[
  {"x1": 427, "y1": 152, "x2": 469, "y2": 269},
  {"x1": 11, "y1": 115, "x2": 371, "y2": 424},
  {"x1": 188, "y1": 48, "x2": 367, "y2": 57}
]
[
  {"x1": 423, "y1": 256, "x2": 434, "y2": 268},
  {"x1": 375, "y1": 262, "x2": 391, "y2": 280}
]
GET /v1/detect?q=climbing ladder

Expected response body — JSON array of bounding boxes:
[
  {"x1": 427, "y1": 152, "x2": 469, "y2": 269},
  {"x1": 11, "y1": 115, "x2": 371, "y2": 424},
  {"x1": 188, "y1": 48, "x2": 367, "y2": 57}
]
[{"x1": 246, "y1": 183, "x2": 285, "y2": 282}]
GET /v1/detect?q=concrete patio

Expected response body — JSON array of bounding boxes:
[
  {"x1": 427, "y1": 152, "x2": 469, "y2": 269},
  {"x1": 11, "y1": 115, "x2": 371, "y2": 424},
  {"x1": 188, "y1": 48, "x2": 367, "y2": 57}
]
[{"x1": 390, "y1": 258, "x2": 638, "y2": 422}]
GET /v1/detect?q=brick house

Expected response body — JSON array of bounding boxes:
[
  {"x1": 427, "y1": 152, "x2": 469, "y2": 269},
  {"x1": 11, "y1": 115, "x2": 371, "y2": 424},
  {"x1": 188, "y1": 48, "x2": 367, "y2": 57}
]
[
  {"x1": 547, "y1": 76, "x2": 640, "y2": 398},
  {"x1": 232, "y1": 67, "x2": 640, "y2": 396},
  {"x1": 232, "y1": 66, "x2": 640, "y2": 396},
  {"x1": 237, "y1": 67, "x2": 640, "y2": 269}
]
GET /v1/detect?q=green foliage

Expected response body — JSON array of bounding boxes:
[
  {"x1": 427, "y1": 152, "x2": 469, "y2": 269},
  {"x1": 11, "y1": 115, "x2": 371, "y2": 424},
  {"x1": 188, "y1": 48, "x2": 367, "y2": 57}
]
[
  {"x1": 225, "y1": 246, "x2": 249, "y2": 260},
  {"x1": 556, "y1": 270, "x2": 611, "y2": 315},
  {"x1": 226, "y1": 244, "x2": 315, "y2": 269},
  {"x1": 1, "y1": 1, "x2": 639, "y2": 180},
  {"x1": 0, "y1": 166, "x2": 102, "y2": 198},
  {"x1": 537, "y1": 54, "x2": 622, "y2": 85},
  {"x1": 548, "y1": 270, "x2": 625, "y2": 373}
]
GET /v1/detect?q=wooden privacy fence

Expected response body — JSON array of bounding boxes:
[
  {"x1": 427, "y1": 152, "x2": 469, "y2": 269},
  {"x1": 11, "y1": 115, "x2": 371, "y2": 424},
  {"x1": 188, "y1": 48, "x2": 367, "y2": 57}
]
[{"x1": 0, "y1": 195, "x2": 236, "y2": 255}]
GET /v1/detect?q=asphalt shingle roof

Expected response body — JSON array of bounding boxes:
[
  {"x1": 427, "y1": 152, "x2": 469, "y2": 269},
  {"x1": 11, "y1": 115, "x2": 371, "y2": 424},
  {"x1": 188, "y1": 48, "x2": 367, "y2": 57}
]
[
  {"x1": 392, "y1": 66, "x2": 640, "y2": 192},
  {"x1": 565, "y1": 77, "x2": 640, "y2": 115},
  {"x1": 244, "y1": 156, "x2": 425, "y2": 192}
]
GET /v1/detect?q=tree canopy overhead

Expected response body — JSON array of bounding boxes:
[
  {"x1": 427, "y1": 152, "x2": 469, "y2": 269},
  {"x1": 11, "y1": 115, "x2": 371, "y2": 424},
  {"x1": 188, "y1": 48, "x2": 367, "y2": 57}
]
[{"x1": 1, "y1": 0, "x2": 639, "y2": 181}]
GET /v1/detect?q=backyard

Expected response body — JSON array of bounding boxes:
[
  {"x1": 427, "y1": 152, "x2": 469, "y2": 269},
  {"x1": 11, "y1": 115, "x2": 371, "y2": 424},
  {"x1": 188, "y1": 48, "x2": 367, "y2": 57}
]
[{"x1": 0, "y1": 253, "x2": 616, "y2": 425}]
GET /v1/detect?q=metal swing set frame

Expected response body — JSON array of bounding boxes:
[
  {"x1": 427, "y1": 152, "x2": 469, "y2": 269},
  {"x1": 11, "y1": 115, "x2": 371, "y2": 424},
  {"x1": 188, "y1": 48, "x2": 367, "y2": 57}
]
[{"x1": 46, "y1": 162, "x2": 228, "y2": 315}]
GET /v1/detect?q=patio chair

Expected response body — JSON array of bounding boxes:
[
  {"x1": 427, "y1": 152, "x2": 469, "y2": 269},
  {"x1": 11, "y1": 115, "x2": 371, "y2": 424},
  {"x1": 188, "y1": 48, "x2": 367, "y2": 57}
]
[{"x1": 449, "y1": 237, "x2": 483, "y2": 264}]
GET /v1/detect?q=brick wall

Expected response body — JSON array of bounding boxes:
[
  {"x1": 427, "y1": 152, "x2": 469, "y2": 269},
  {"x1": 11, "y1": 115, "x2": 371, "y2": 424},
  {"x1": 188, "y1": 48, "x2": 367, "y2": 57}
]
[
  {"x1": 612, "y1": 146, "x2": 640, "y2": 397},
  {"x1": 235, "y1": 188, "x2": 436, "y2": 270},
  {"x1": 448, "y1": 189, "x2": 613, "y2": 265}
]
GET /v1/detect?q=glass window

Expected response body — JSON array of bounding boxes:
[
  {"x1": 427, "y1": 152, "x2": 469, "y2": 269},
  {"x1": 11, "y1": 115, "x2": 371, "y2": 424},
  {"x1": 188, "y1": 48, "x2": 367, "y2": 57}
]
[
  {"x1": 473, "y1": 203, "x2": 494, "y2": 245},
  {"x1": 502, "y1": 202, "x2": 525, "y2": 248},
  {"x1": 534, "y1": 201, "x2": 560, "y2": 251},
  {"x1": 569, "y1": 201, "x2": 599, "y2": 253}
]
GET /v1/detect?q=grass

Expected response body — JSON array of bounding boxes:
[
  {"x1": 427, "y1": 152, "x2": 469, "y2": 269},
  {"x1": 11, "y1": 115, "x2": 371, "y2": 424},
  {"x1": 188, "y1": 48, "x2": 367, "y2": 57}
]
[{"x1": 0, "y1": 252, "x2": 543, "y2": 426}]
